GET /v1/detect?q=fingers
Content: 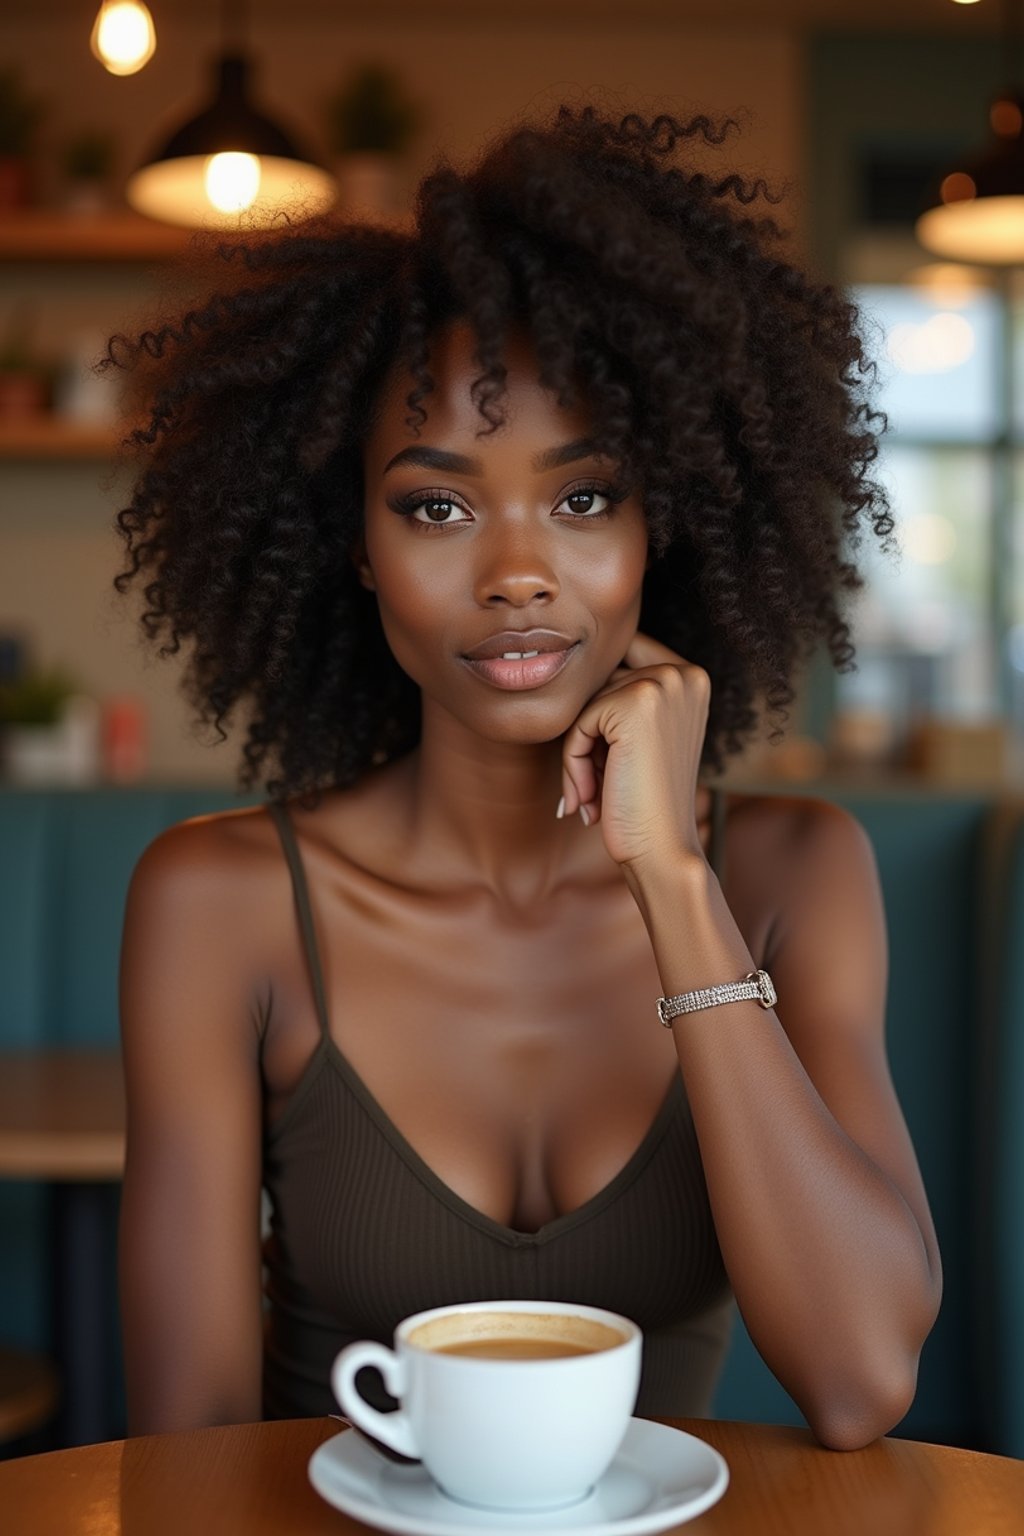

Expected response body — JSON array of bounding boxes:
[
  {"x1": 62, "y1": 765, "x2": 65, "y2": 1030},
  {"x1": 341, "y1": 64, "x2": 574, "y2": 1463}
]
[
  {"x1": 561, "y1": 712, "x2": 604, "y2": 821},
  {"x1": 558, "y1": 635, "x2": 698, "y2": 825},
  {"x1": 559, "y1": 663, "x2": 658, "y2": 821},
  {"x1": 558, "y1": 667, "x2": 639, "y2": 819}
]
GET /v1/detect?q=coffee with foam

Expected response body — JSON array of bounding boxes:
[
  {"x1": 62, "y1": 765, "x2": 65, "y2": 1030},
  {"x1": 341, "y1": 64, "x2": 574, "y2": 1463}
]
[
  {"x1": 332, "y1": 1299, "x2": 642, "y2": 1511},
  {"x1": 409, "y1": 1309, "x2": 625, "y2": 1360}
]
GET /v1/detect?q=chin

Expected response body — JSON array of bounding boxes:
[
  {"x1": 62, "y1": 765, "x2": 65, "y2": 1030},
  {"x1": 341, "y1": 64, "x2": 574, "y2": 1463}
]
[
  {"x1": 436, "y1": 689, "x2": 583, "y2": 746},
  {"x1": 469, "y1": 706, "x2": 578, "y2": 746}
]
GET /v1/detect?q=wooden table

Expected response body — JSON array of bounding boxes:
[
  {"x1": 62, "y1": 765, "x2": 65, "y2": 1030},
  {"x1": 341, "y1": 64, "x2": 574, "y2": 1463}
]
[
  {"x1": 0, "y1": 1050, "x2": 125, "y2": 1448},
  {"x1": 0, "y1": 1050, "x2": 125, "y2": 1180},
  {"x1": 1, "y1": 1416, "x2": 1022, "y2": 1536}
]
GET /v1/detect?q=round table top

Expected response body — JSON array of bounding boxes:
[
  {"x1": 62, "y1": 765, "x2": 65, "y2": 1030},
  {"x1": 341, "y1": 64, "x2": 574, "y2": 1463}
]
[
  {"x1": 0, "y1": 1049, "x2": 124, "y2": 1180},
  {"x1": 1, "y1": 1416, "x2": 1022, "y2": 1536}
]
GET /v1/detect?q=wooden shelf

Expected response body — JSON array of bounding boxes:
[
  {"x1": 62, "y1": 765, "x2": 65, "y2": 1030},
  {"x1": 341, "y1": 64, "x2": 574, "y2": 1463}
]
[
  {"x1": 0, "y1": 210, "x2": 193, "y2": 263},
  {"x1": 0, "y1": 417, "x2": 121, "y2": 459},
  {"x1": 0, "y1": 207, "x2": 413, "y2": 263}
]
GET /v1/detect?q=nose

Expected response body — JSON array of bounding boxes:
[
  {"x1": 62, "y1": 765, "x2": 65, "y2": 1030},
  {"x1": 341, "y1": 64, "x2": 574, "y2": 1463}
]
[{"x1": 472, "y1": 522, "x2": 560, "y2": 608}]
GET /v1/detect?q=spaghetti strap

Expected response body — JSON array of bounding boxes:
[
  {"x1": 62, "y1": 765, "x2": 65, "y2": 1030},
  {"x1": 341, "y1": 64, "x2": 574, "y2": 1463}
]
[
  {"x1": 267, "y1": 801, "x2": 332, "y2": 1040},
  {"x1": 707, "y1": 787, "x2": 727, "y2": 883}
]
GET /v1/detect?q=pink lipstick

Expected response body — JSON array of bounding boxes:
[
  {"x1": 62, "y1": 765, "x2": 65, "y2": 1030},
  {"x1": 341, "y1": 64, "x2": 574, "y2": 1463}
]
[{"x1": 460, "y1": 629, "x2": 579, "y2": 691}]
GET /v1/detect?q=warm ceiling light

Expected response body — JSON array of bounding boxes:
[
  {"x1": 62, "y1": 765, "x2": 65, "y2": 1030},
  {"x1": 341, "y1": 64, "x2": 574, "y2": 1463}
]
[
  {"x1": 125, "y1": 53, "x2": 336, "y2": 229},
  {"x1": 90, "y1": 1, "x2": 156, "y2": 77},
  {"x1": 917, "y1": 91, "x2": 1024, "y2": 263},
  {"x1": 917, "y1": 0, "x2": 1024, "y2": 263},
  {"x1": 204, "y1": 151, "x2": 262, "y2": 214}
]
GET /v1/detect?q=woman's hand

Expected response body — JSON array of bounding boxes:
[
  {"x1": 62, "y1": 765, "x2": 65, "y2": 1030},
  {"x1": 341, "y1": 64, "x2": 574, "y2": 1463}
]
[{"x1": 559, "y1": 630, "x2": 711, "y2": 875}]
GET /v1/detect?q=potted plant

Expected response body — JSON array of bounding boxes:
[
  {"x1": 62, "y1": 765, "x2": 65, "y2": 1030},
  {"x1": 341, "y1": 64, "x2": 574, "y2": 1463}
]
[
  {"x1": 61, "y1": 128, "x2": 117, "y2": 214},
  {"x1": 0, "y1": 67, "x2": 45, "y2": 210},
  {"x1": 0, "y1": 668, "x2": 83, "y2": 784},
  {"x1": 325, "y1": 64, "x2": 418, "y2": 218}
]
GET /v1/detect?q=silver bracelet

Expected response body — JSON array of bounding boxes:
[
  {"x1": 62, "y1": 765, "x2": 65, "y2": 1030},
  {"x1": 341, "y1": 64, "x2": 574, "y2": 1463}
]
[{"x1": 656, "y1": 969, "x2": 777, "y2": 1027}]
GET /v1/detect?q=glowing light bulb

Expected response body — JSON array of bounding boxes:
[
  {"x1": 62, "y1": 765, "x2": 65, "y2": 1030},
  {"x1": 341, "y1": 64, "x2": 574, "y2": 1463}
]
[
  {"x1": 90, "y1": 1, "x2": 156, "y2": 77},
  {"x1": 204, "y1": 152, "x2": 262, "y2": 214}
]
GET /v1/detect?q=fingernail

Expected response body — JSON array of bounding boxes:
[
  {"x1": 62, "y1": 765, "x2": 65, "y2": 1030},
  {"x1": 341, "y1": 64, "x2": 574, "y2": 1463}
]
[
  {"x1": 556, "y1": 796, "x2": 566, "y2": 820},
  {"x1": 579, "y1": 805, "x2": 591, "y2": 827}
]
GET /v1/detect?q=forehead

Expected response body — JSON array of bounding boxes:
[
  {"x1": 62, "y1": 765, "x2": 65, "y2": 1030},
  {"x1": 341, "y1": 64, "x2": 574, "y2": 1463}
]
[{"x1": 365, "y1": 322, "x2": 595, "y2": 469}]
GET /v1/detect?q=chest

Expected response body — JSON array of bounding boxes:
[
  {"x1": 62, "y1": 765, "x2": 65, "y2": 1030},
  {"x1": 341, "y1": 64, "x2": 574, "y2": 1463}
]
[{"x1": 262, "y1": 862, "x2": 768, "y2": 1231}]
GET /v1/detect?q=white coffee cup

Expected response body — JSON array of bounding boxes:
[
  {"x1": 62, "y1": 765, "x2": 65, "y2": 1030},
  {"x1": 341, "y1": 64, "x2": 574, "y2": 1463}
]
[{"x1": 331, "y1": 1299, "x2": 642, "y2": 1511}]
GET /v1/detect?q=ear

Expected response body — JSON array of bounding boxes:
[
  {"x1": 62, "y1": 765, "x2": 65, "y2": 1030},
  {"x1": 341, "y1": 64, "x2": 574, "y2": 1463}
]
[{"x1": 350, "y1": 538, "x2": 376, "y2": 592}]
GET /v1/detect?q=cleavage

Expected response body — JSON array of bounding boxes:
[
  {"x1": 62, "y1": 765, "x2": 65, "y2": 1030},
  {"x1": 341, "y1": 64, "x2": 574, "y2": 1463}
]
[{"x1": 308, "y1": 876, "x2": 678, "y2": 1231}]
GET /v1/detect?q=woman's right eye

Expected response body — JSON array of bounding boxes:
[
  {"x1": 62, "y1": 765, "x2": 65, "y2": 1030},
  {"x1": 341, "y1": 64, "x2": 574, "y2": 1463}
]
[{"x1": 391, "y1": 492, "x2": 474, "y2": 527}]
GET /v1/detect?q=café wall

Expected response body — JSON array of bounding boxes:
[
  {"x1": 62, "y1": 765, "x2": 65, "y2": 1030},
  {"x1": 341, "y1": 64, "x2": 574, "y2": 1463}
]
[{"x1": 0, "y1": 7, "x2": 803, "y2": 783}]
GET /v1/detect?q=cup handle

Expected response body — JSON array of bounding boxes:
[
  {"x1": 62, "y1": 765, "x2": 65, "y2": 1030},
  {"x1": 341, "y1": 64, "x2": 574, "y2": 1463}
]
[{"x1": 332, "y1": 1340, "x2": 418, "y2": 1460}]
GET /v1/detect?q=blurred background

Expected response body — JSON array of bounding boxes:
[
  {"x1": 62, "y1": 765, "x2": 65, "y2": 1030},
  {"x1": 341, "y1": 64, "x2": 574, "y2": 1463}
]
[{"x1": 0, "y1": 0, "x2": 1022, "y2": 1466}]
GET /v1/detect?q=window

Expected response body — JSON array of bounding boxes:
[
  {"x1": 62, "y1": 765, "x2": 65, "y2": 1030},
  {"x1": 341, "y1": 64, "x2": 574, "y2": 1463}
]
[{"x1": 838, "y1": 280, "x2": 1013, "y2": 734}]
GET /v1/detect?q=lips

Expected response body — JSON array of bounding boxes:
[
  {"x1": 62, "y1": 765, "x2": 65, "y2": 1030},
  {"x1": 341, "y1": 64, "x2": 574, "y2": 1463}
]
[
  {"x1": 460, "y1": 630, "x2": 580, "y2": 692},
  {"x1": 462, "y1": 629, "x2": 577, "y2": 662}
]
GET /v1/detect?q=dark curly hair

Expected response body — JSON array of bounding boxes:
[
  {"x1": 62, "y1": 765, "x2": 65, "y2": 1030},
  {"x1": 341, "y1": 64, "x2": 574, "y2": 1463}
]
[{"x1": 105, "y1": 105, "x2": 889, "y2": 800}]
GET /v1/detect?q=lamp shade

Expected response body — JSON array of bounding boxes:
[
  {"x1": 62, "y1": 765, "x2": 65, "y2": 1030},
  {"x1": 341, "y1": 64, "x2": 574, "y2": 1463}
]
[
  {"x1": 125, "y1": 53, "x2": 336, "y2": 229},
  {"x1": 916, "y1": 91, "x2": 1024, "y2": 264}
]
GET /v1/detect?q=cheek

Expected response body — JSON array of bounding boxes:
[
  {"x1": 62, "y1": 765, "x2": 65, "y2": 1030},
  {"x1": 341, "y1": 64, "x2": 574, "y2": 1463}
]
[
  {"x1": 367, "y1": 557, "x2": 458, "y2": 684},
  {"x1": 577, "y1": 532, "x2": 648, "y2": 627}
]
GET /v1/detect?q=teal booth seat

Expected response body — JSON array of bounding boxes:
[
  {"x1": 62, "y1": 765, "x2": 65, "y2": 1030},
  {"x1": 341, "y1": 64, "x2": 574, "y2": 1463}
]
[
  {"x1": 0, "y1": 789, "x2": 253, "y2": 1050},
  {"x1": 711, "y1": 792, "x2": 996, "y2": 1450},
  {"x1": 0, "y1": 785, "x2": 1021, "y2": 1454},
  {"x1": 974, "y1": 799, "x2": 1024, "y2": 1460},
  {"x1": 0, "y1": 787, "x2": 255, "y2": 1443}
]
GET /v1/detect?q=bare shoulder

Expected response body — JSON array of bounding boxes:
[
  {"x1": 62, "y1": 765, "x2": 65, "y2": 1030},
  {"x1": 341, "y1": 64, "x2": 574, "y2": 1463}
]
[
  {"x1": 121, "y1": 807, "x2": 297, "y2": 1054},
  {"x1": 721, "y1": 790, "x2": 879, "y2": 934},
  {"x1": 724, "y1": 788, "x2": 874, "y2": 871},
  {"x1": 123, "y1": 807, "x2": 309, "y2": 992},
  {"x1": 129, "y1": 804, "x2": 287, "y2": 909}
]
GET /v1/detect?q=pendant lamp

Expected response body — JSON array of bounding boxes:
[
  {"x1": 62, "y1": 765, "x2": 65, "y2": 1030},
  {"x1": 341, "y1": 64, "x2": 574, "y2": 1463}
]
[
  {"x1": 125, "y1": 2, "x2": 335, "y2": 229},
  {"x1": 91, "y1": 1, "x2": 156, "y2": 77},
  {"x1": 917, "y1": 0, "x2": 1024, "y2": 264}
]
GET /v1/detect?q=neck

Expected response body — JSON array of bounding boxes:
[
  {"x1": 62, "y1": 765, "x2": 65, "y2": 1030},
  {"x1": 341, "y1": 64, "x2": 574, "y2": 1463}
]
[
  {"x1": 389, "y1": 703, "x2": 713, "y2": 908},
  {"x1": 401, "y1": 714, "x2": 591, "y2": 908}
]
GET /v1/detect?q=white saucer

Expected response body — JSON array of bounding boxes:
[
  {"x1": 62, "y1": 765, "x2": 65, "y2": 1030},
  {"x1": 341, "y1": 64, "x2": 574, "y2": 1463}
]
[{"x1": 308, "y1": 1417, "x2": 729, "y2": 1536}]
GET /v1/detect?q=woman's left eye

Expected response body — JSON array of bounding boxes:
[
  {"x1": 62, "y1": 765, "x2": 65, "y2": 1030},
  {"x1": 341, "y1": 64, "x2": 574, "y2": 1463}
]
[{"x1": 557, "y1": 484, "x2": 621, "y2": 519}]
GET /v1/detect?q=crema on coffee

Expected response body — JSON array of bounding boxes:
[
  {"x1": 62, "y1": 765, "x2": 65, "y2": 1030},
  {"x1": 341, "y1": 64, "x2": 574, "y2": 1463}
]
[{"x1": 408, "y1": 1309, "x2": 625, "y2": 1360}]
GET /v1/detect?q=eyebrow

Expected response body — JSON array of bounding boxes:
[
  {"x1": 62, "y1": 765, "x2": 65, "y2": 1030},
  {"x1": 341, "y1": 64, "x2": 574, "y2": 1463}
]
[{"x1": 382, "y1": 438, "x2": 606, "y2": 477}]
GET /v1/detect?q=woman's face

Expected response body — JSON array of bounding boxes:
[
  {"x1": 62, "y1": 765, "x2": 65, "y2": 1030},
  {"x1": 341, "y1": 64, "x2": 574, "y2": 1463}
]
[{"x1": 359, "y1": 323, "x2": 649, "y2": 745}]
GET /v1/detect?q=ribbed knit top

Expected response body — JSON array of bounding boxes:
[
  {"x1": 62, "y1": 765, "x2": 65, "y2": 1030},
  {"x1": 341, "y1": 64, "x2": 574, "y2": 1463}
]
[{"x1": 261, "y1": 795, "x2": 733, "y2": 1421}]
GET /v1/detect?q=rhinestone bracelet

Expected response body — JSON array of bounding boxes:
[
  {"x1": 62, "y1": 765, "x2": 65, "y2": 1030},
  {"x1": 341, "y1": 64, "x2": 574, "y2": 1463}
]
[{"x1": 656, "y1": 969, "x2": 777, "y2": 1027}]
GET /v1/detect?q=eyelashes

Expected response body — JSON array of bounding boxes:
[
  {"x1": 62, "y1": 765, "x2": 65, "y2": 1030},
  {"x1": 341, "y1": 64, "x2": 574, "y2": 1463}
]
[{"x1": 386, "y1": 480, "x2": 631, "y2": 531}]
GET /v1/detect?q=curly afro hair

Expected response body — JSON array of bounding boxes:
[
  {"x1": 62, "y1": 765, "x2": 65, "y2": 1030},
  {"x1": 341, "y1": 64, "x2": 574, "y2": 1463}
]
[{"x1": 105, "y1": 105, "x2": 889, "y2": 801}]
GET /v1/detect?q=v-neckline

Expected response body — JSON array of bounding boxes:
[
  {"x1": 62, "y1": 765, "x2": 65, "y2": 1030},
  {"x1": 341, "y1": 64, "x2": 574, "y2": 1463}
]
[
  {"x1": 271, "y1": 1031, "x2": 685, "y2": 1250},
  {"x1": 263, "y1": 795, "x2": 698, "y2": 1248}
]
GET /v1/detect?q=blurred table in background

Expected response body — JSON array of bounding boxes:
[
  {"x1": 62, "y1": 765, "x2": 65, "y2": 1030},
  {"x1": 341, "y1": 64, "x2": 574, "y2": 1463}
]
[{"x1": 0, "y1": 1050, "x2": 124, "y2": 1448}]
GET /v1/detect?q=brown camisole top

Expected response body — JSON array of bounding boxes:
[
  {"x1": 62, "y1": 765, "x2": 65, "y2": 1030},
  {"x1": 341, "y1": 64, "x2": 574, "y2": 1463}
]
[{"x1": 261, "y1": 792, "x2": 733, "y2": 1422}]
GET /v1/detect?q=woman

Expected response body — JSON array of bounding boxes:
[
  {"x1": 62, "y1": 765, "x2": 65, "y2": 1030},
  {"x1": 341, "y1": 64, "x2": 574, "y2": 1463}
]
[{"x1": 112, "y1": 107, "x2": 940, "y2": 1449}]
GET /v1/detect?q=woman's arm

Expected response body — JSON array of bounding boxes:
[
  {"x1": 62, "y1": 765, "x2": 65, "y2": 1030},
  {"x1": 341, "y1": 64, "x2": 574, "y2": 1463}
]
[
  {"x1": 628, "y1": 798, "x2": 941, "y2": 1451},
  {"x1": 559, "y1": 633, "x2": 940, "y2": 1449},
  {"x1": 119, "y1": 820, "x2": 266, "y2": 1434}
]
